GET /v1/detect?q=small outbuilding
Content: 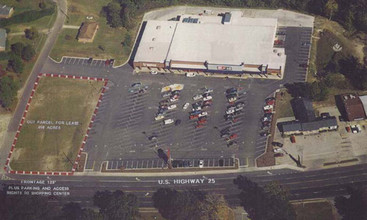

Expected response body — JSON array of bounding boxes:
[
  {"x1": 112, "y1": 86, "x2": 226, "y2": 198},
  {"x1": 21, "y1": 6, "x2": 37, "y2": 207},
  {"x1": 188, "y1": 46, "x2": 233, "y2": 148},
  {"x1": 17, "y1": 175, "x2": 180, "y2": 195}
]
[
  {"x1": 77, "y1": 22, "x2": 99, "y2": 43},
  {"x1": 0, "y1": 5, "x2": 14, "y2": 19}
]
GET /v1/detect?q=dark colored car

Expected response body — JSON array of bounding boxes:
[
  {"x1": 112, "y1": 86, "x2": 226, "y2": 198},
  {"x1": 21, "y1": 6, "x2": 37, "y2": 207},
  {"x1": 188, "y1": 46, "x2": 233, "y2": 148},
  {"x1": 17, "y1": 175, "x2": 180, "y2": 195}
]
[
  {"x1": 272, "y1": 142, "x2": 283, "y2": 147},
  {"x1": 175, "y1": 119, "x2": 181, "y2": 126},
  {"x1": 87, "y1": 58, "x2": 93, "y2": 63}
]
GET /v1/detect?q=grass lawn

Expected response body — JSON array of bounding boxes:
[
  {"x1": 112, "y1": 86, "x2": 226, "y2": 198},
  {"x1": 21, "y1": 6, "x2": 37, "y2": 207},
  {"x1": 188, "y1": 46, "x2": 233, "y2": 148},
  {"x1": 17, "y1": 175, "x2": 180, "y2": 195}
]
[
  {"x1": 2, "y1": 0, "x2": 56, "y2": 33},
  {"x1": 292, "y1": 200, "x2": 336, "y2": 220},
  {"x1": 50, "y1": 0, "x2": 138, "y2": 65},
  {"x1": 10, "y1": 77, "x2": 104, "y2": 172},
  {"x1": 276, "y1": 90, "x2": 294, "y2": 118}
]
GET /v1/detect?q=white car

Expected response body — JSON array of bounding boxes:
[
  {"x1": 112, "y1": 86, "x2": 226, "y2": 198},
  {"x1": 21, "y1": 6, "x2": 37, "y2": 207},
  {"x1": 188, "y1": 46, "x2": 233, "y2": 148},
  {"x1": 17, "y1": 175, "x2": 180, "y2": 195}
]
[
  {"x1": 155, "y1": 115, "x2": 165, "y2": 121},
  {"x1": 228, "y1": 97, "x2": 237, "y2": 102},
  {"x1": 186, "y1": 72, "x2": 197, "y2": 77},
  {"x1": 226, "y1": 109, "x2": 235, "y2": 115},
  {"x1": 203, "y1": 88, "x2": 213, "y2": 94},
  {"x1": 198, "y1": 112, "x2": 208, "y2": 117},
  {"x1": 170, "y1": 97, "x2": 178, "y2": 102},
  {"x1": 168, "y1": 104, "x2": 177, "y2": 110},
  {"x1": 235, "y1": 106, "x2": 243, "y2": 111},
  {"x1": 193, "y1": 106, "x2": 202, "y2": 111},
  {"x1": 199, "y1": 160, "x2": 204, "y2": 168},
  {"x1": 273, "y1": 148, "x2": 283, "y2": 153},
  {"x1": 164, "y1": 119, "x2": 174, "y2": 125},
  {"x1": 203, "y1": 95, "x2": 212, "y2": 101},
  {"x1": 150, "y1": 70, "x2": 158, "y2": 75},
  {"x1": 183, "y1": 103, "x2": 190, "y2": 110},
  {"x1": 193, "y1": 94, "x2": 203, "y2": 101},
  {"x1": 263, "y1": 105, "x2": 274, "y2": 110}
]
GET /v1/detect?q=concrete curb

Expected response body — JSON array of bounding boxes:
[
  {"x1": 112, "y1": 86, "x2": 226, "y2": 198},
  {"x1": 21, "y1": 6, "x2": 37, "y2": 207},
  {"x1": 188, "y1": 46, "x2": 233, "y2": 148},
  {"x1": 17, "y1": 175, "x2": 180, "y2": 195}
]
[{"x1": 4, "y1": 73, "x2": 108, "y2": 176}]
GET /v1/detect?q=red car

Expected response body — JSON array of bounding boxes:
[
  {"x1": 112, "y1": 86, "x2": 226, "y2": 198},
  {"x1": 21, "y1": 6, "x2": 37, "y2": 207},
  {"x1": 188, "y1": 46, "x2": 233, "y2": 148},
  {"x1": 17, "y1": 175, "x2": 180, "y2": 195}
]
[
  {"x1": 203, "y1": 100, "x2": 213, "y2": 105},
  {"x1": 266, "y1": 100, "x2": 275, "y2": 105},
  {"x1": 195, "y1": 124, "x2": 204, "y2": 129},
  {"x1": 264, "y1": 109, "x2": 273, "y2": 114},
  {"x1": 197, "y1": 119, "x2": 207, "y2": 125},
  {"x1": 229, "y1": 133, "x2": 238, "y2": 140},
  {"x1": 189, "y1": 115, "x2": 199, "y2": 120}
]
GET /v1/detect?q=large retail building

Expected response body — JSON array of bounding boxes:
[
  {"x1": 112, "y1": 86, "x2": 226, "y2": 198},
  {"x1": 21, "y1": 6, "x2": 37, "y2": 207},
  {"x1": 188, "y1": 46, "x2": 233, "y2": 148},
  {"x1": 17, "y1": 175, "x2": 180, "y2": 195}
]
[{"x1": 133, "y1": 12, "x2": 286, "y2": 76}]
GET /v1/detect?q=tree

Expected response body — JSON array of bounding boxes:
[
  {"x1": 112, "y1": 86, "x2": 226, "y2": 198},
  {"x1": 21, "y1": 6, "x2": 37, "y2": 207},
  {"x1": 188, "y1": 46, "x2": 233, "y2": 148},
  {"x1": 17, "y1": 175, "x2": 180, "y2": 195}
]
[
  {"x1": 104, "y1": 2, "x2": 123, "y2": 28},
  {"x1": 60, "y1": 202, "x2": 84, "y2": 220},
  {"x1": 25, "y1": 27, "x2": 39, "y2": 40},
  {"x1": 324, "y1": 0, "x2": 338, "y2": 20},
  {"x1": 0, "y1": 189, "x2": 54, "y2": 219},
  {"x1": 8, "y1": 56, "x2": 24, "y2": 73},
  {"x1": 234, "y1": 175, "x2": 296, "y2": 220},
  {"x1": 22, "y1": 44, "x2": 36, "y2": 61},
  {"x1": 153, "y1": 188, "x2": 231, "y2": 220},
  {"x1": 93, "y1": 190, "x2": 139, "y2": 220},
  {"x1": 0, "y1": 76, "x2": 19, "y2": 108},
  {"x1": 335, "y1": 187, "x2": 367, "y2": 220},
  {"x1": 10, "y1": 42, "x2": 25, "y2": 56}
]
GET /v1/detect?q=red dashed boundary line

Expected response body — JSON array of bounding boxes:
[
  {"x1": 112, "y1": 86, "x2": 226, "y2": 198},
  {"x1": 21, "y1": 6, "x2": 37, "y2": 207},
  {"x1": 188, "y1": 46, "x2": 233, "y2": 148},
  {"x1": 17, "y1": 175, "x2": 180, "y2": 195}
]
[{"x1": 4, "y1": 73, "x2": 108, "y2": 176}]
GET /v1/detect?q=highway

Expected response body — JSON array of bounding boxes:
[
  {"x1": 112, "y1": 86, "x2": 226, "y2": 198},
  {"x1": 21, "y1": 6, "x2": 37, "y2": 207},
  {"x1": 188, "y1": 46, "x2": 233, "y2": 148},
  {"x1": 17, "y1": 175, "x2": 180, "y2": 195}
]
[{"x1": 3, "y1": 163, "x2": 367, "y2": 208}]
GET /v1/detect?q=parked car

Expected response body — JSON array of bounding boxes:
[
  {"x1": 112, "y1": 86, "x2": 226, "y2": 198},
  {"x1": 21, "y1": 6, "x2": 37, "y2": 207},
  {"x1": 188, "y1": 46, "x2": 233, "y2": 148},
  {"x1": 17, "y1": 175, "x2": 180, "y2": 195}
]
[
  {"x1": 183, "y1": 103, "x2": 190, "y2": 110},
  {"x1": 265, "y1": 97, "x2": 275, "y2": 102},
  {"x1": 203, "y1": 100, "x2": 213, "y2": 106},
  {"x1": 235, "y1": 106, "x2": 243, "y2": 112},
  {"x1": 87, "y1": 57, "x2": 93, "y2": 63},
  {"x1": 155, "y1": 115, "x2": 165, "y2": 121},
  {"x1": 193, "y1": 94, "x2": 203, "y2": 101},
  {"x1": 264, "y1": 109, "x2": 273, "y2": 114},
  {"x1": 226, "y1": 88, "x2": 237, "y2": 94},
  {"x1": 226, "y1": 108, "x2": 235, "y2": 115},
  {"x1": 274, "y1": 153, "x2": 284, "y2": 157},
  {"x1": 197, "y1": 118, "x2": 207, "y2": 124},
  {"x1": 221, "y1": 132, "x2": 230, "y2": 138},
  {"x1": 186, "y1": 72, "x2": 197, "y2": 77},
  {"x1": 175, "y1": 119, "x2": 181, "y2": 126},
  {"x1": 131, "y1": 82, "x2": 141, "y2": 88},
  {"x1": 203, "y1": 88, "x2": 213, "y2": 94},
  {"x1": 272, "y1": 142, "x2": 283, "y2": 147},
  {"x1": 198, "y1": 112, "x2": 208, "y2": 117},
  {"x1": 199, "y1": 160, "x2": 204, "y2": 168},
  {"x1": 203, "y1": 95, "x2": 212, "y2": 101},
  {"x1": 170, "y1": 97, "x2": 178, "y2": 102},
  {"x1": 190, "y1": 110, "x2": 201, "y2": 116},
  {"x1": 236, "y1": 102, "x2": 245, "y2": 108},
  {"x1": 162, "y1": 92, "x2": 171, "y2": 98},
  {"x1": 164, "y1": 119, "x2": 174, "y2": 125},
  {"x1": 229, "y1": 133, "x2": 238, "y2": 140},
  {"x1": 263, "y1": 105, "x2": 273, "y2": 110},
  {"x1": 148, "y1": 135, "x2": 157, "y2": 141},
  {"x1": 192, "y1": 106, "x2": 202, "y2": 111},
  {"x1": 168, "y1": 104, "x2": 177, "y2": 110},
  {"x1": 150, "y1": 70, "x2": 158, "y2": 75},
  {"x1": 290, "y1": 135, "x2": 296, "y2": 143},
  {"x1": 189, "y1": 115, "x2": 199, "y2": 120},
  {"x1": 266, "y1": 99, "x2": 275, "y2": 106},
  {"x1": 195, "y1": 124, "x2": 204, "y2": 129}
]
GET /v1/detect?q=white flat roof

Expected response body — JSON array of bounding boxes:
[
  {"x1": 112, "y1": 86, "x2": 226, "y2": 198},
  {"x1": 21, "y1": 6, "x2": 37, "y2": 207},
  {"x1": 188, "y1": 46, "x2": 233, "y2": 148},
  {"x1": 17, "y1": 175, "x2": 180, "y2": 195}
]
[
  {"x1": 134, "y1": 16, "x2": 283, "y2": 67},
  {"x1": 167, "y1": 20, "x2": 277, "y2": 65},
  {"x1": 134, "y1": 20, "x2": 177, "y2": 63},
  {"x1": 360, "y1": 95, "x2": 367, "y2": 114}
]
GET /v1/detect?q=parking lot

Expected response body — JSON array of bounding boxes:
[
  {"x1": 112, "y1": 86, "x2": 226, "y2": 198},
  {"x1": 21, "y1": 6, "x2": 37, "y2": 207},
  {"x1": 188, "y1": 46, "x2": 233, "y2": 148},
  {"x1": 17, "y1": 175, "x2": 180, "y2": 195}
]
[
  {"x1": 106, "y1": 158, "x2": 234, "y2": 170},
  {"x1": 59, "y1": 57, "x2": 114, "y2": 68},
  {"x1": 39, "y1": 23, "x2": 314, "y2": 172}
]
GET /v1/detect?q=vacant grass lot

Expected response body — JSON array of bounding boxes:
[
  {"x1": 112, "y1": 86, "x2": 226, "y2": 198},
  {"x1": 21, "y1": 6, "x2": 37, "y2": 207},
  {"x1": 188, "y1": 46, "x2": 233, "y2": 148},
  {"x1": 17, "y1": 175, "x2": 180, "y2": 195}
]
[
  {"x1": 50, "y1": 0, "x2": 136, "y2": 65},
  {"x1": 1, "y1": 0, "x2": 56, "y2": 33},
  {"x1": 292, "y1": 200, "x2": 336, "y2": 220},
  {"x1": 10, "y1": 77, "x2": 104, "y2": 171},
  {"x1": 276, "y1": 90, "x2": 294, "y2": 118}
]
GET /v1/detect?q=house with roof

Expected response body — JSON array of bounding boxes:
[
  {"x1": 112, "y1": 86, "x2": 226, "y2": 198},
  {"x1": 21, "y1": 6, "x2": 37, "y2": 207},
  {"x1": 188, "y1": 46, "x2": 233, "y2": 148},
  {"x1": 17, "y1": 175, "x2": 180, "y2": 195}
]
[
  {"x1": 338, "y1": 93, "x2": 366, "y2": 121},
  {"x1": 0, "y1": 5, "x2": 14, "y2": 19},
  {"x1": 77, "y1": 22, "x2": 99, "y2": 43},
  {"x1": 278, "y1": 97, "x2": 338, "y2": 136},
  {"x1": 0, "y1": 29, "x2": 7, "y2": 52}
]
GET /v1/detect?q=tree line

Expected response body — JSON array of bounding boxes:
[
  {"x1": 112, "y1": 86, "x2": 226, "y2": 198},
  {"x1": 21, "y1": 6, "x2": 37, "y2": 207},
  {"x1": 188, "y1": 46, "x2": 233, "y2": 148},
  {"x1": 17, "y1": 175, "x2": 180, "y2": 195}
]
[{"x1": 101, "y1": 0, "x2": 367, "y2": 33}]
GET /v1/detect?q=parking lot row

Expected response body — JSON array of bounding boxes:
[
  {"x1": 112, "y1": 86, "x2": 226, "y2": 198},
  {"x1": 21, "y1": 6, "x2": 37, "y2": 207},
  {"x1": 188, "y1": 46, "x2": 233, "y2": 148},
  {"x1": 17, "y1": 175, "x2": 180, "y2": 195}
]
[
  {"x1": 106, "y1": 158, "x2": 235, "y2": 170},
  {"x1": 60, "y1": 57, "x2": 113, "y2": 68}
]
